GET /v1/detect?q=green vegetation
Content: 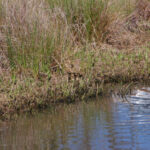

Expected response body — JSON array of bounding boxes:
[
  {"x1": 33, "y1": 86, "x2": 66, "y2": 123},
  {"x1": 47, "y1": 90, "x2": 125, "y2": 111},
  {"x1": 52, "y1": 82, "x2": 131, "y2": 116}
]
[{"x1": 0, "y1": 0, "x2": 150, "y2": 119}]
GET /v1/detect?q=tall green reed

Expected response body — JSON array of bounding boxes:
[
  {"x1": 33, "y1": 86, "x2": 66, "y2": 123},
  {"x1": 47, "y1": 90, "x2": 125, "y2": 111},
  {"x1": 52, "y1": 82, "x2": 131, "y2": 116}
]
[
  {"x1": 2, "y1": 0, "x2": 118, "y2": 75},
  {"x1": 47, "y1": 0, "x2": 111, "y2": 42}
]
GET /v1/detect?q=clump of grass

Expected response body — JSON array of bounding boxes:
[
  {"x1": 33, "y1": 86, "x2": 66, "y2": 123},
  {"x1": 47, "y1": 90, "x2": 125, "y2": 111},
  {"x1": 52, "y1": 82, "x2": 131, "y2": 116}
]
[
  {"x1": 2, "y1": 0, "x2": 73, "y2": 75},
  {"x1": 1, "y1": 0, "x2": 115, "y2": 76},
  {"x1": 48, "y1": 0, "x2": 112, "y2": 42}
]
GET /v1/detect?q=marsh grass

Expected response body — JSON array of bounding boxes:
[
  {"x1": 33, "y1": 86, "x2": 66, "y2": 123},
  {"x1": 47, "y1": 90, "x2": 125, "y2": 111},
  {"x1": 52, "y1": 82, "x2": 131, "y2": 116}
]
[
  {"x1": 1, "y1": 43, "x2": 150, "y2": 119},
  {"x1": 1, "y1": 0, "x2": 117, "y2": 75},
  {"x1": 1, "y1": 0, "x2": 140, "y2": 75},
  {"x1": 0, "y1": 0, "x2": 2, "y2": 24},
  {"x1": 0, "y1": 0, "x2": 150, "y2": 119}
]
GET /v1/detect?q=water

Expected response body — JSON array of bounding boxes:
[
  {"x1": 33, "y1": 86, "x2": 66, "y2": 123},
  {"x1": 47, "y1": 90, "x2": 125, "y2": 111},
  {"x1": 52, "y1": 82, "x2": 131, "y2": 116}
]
[{"x1": 1, "y1": 87, "x2": 150, "y2": 150}]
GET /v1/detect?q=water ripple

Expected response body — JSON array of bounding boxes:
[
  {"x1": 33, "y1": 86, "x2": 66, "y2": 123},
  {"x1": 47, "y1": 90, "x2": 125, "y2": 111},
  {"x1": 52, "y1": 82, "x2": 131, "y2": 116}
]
[{"x1": 1, "y1": 87, "x2": 150, "y2": 149}]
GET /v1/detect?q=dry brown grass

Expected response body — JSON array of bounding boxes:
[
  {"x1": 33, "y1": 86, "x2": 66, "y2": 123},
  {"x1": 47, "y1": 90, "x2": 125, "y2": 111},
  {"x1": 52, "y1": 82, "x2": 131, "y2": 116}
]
[
  {"x1": 1, "y1": 0, "x2": 77, "y2": 72},
  {"x1": 2, "y1": 0, "x2": 51, "y2": 36},
  {"x1": 105, "y1": 0, "x2": 150, "y2": 49}
]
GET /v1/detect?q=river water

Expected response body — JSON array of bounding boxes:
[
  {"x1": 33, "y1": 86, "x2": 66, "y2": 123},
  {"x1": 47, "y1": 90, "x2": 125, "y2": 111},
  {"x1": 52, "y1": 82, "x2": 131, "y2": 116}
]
[{"x1": 1, "y1": 87, "x2": 150, "y2": 150}]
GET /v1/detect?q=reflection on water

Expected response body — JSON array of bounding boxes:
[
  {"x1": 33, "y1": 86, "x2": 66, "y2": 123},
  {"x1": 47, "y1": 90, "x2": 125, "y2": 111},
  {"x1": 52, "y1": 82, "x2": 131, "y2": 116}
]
[{"x1": 1, "y1": 87, "x2": 150, "y2": 150}]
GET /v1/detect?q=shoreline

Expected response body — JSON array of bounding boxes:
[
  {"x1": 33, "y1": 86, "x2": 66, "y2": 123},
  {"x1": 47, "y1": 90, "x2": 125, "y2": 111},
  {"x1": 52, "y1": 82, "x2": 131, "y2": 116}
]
[
  {"x1": 0, "y1": 0, "x2": 150, "y2": 120},
  {"x1": 1, "y1": 61, "x2": 150, "y2": 120}
]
